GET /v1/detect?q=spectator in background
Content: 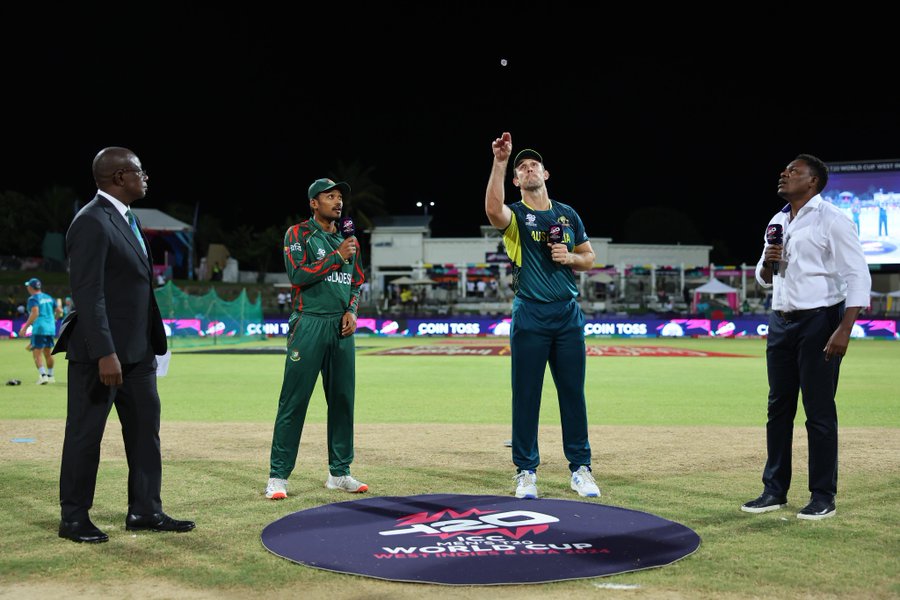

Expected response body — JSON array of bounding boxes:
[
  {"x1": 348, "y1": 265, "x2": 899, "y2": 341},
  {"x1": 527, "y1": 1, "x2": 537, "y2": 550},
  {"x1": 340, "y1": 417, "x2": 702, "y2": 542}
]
[
  {"x1": 19, "y1": 278, "x2": 57, "y2": 385},
  {"x1": 359, "y1": 281, "x2": 370, "y2": 304},
  {"x1": 62, "y1": 296, "x2": 75, "y2": 317},
  {"x1": 400, "y1": 287, "x2": 413, "y2": 307},
  {"x1": 277, "y1": 291, "x2": 288, "y2": 314},
  {"x1": 211, "y1": 261, "x2": 223, "y2": 281},
  {"x1": 484, "y1": 132, "x2": 600, "y2": 500}
]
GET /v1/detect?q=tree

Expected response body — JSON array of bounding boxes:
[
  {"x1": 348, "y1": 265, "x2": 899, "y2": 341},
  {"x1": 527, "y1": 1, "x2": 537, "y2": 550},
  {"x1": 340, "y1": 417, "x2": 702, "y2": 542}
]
[
  {"x1": 37, "y1": 186, "x2": 79, "y2": 233},
  {"x1": 228, "y1": 224, "x2": 284, "y2": 283},
  {"x1": 327, "y1": 160, "x2": 387, "y2": 232},
  {"x1": 0, "y1": 191, "x2": 41, "y2": 255}
]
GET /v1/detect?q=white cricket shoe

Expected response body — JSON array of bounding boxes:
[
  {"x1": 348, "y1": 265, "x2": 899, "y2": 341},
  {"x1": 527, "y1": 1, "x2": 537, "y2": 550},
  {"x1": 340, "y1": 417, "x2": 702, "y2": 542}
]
[
  {"x1": 265, "y1": 477, "x2": 288, "y2": 500},
  {"x1": 570, "y1": 466, "x2": 601, "y2": 497},
  {"x1": 514, "y1": 470, "x2": 538, "y2": 499},
  {"x1": 36, "y1": 375, "x2": 49, "y2": 385},
  {"x1": 325, "y1": 474, "x2": 368, "y2": 493}
]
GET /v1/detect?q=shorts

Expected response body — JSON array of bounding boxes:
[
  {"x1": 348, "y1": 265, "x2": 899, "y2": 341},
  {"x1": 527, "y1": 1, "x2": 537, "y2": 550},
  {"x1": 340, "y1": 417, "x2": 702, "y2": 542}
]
[{"x1": 30, "y1": 335, "x2": 55, "y2": 349}]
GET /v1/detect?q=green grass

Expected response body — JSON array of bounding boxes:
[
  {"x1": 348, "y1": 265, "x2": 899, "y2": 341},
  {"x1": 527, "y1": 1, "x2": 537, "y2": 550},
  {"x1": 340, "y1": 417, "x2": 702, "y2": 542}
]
[{"x1": 1, "y1": 335, "x2": 898, "y2": 599}]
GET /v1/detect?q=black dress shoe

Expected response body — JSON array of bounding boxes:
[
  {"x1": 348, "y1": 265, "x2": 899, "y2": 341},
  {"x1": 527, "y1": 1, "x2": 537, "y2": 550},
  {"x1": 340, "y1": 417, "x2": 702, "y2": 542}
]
[
  {"x1": 125, "y1": 512, "x2": 195, "y2": 532},
  {"x1": 59, "y1": 519, "x2": 109, "y2": 543},
  {"x1": 797, "y1": 498, "x2": 836, "y2": 520},
  {"x1": 740, "y1": 492, "x2": 788, "y2": 513}
]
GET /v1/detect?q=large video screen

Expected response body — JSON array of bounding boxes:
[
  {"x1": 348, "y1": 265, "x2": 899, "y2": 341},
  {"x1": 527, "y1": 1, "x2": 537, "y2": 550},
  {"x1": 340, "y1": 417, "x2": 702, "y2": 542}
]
[{"x1": 825, "y1": 159, "x2": 900, "y2": 267}]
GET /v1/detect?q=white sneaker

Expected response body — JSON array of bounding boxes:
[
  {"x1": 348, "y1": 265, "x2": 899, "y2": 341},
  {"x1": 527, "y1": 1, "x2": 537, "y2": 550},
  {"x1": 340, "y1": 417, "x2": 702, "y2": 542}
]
[
  {"x1": 265, "y1": 477, "x2": 288, "y2": 500},
  {"x1": 514, "y1": 470, "x2": 538, "y2": 499},
  {"x1": 45, "y1": 376, "x2": 56, "y2": 384},
  {"x1": 570, "y1": 466, "x2": 601, "y2": 497},
  {"x1": 325, "y1": 474, "x2": 368, "y2": 493},
  {"x1": 36, "y1": 375, "x2": 49, "y2": 385}
]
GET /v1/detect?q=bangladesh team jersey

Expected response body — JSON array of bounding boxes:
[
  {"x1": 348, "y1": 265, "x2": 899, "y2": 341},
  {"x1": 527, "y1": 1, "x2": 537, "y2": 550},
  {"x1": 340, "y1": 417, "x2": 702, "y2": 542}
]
[
  {"x1": 27, "y1": 291, "x2": 57, "y2": 336},
  {"x1": 502, "y1": 200, "x2": 589, "y2": 303},
  {"x1": 283, "y1": 219, "x2": 364, "y2": 318}
]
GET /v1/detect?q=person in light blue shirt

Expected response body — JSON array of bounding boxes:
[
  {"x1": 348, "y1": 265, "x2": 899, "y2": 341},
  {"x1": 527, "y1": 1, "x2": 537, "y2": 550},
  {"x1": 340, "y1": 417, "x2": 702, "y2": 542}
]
[{"x1": 19, "y1": 277, "x2": 57, "y2": 384}]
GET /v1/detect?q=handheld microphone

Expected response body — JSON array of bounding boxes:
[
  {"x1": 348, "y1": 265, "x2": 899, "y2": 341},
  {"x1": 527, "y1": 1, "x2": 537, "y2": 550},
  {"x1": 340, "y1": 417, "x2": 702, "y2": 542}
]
[
  {"x1": 765, "y1": 223, "x2": 783, "y2": 275},
  {"x1": 548, "y1": 224, "x2": 564, "y2": 245},
  {"x1": 339, "y1": 216, "x2": 355, "y2": 239}
]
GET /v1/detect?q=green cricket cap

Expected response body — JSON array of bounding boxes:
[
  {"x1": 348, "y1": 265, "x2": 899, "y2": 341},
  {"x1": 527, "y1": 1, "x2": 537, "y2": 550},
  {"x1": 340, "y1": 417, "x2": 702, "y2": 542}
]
[{"x1": 308, "y1": 178, "x2": 351, "y2": 200}]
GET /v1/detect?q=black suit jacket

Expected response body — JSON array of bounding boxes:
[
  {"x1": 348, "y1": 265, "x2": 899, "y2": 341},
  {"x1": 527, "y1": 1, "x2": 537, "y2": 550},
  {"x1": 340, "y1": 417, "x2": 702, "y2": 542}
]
[{"x1": 53, "y1": 195, "x2": 166, "y2": 362}]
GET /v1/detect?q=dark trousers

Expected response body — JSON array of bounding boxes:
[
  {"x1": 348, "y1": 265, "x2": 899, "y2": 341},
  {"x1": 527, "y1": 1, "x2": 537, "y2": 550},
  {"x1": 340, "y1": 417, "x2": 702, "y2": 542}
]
[
  {"x1": 60, "y1": 354, "x2": 162, "y2": 521},
  {"x1": 510, "y1": 296, "x2": 591, "y2": 473},
  {"x1": 270, "y1": 314, "x2": 356, "y2": 479},
  {"x1": 763, "y1": 303, "x2": 844, "y2": 501}
]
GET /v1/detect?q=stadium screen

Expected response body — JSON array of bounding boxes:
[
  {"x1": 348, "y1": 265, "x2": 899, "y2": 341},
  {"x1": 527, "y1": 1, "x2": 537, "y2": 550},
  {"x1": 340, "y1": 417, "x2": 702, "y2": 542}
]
[{"x1": 825, "y1": 159, "x2": 900, "y2": 268}]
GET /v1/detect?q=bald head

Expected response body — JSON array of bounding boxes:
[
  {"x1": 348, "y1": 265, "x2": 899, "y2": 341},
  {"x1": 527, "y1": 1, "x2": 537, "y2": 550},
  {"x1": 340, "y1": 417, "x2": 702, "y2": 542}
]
[
  {"x1": 92, "y1": 146, "x2": 148, "y2": 203},
  {"x1": 93, "y1": 147, "x2": 137, "y2": 184}
]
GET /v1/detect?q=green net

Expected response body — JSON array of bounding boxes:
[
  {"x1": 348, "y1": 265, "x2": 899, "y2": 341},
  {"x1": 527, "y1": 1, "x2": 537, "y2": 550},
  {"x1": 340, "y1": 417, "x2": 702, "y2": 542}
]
[{"x1": 154, "y1": 281, "x2": 265, "y2": 348}]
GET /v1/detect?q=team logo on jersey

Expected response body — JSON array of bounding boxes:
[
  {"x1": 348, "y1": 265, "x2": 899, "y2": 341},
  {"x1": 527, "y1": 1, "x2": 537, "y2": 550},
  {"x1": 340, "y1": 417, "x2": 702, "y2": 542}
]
[
  {"x1": 556, "y1": 216, "x2": 570, "y2": 226},
  {"x1": 525, "y1": 214, "x2": 537, "y2": 227},
  {"x1": 289, "y1": 350, "x2": 301, "y2": 362},
  {"x1": 316, "y1": 248, "x2": 326, "y2": 260}
]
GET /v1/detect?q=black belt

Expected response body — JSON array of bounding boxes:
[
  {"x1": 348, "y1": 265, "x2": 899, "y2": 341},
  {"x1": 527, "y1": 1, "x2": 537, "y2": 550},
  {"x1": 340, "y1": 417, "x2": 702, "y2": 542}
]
[{"x1": 773, "y1": 306, "x2": 827, "y2": 323}]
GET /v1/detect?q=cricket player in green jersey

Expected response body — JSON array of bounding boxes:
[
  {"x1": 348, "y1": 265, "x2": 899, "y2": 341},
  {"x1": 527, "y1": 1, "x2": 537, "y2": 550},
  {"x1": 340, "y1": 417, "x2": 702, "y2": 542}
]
[
  {"x1": 485, "y1": 132, "x2": 602, "y2": 500},
  {"x1": 266, "y1": 178, "x2": 367, "y2": 499}
]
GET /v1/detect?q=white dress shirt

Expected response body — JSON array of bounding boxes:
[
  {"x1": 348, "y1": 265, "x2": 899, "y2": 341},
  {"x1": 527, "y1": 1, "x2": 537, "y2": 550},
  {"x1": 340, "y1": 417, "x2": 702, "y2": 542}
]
[
  {"x1": 97, "y1": 189, "x2": 131, "y2": 224},
  {"x1": 755, "y1": 195, "x2": 871, "y2": 311}
]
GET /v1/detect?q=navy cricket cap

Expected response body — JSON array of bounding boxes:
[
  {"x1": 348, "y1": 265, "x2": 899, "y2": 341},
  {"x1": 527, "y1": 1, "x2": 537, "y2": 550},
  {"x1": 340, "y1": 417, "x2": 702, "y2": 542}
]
[
  {"x1": 24, "y1": 277, "x2": 42, "y2": 289},
  {"x1": 308, "y1": 178, "x2": 351, "y2": 200},
  {"x1": 513, "y1": 148, "x2": 543, "y2": 169}
]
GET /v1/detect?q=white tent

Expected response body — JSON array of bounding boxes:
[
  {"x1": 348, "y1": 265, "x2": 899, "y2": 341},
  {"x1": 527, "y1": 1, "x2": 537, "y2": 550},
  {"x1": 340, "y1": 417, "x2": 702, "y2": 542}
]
[
  {"x1": 132, "y1": 208, "x2": 192, "y2": 231},
  {"x1": 691, "y1": 278, "x2": 739, "y2": 313},
  {"x1": 131, "y1": 208, "x2": 195, "y2": 280},
  {"x1": 693, "y1": 278, "x2": 738, "y2": 294},
  {"x1": 391, "y1": 276, "x2": 435, "y2": 285},
  {"x1": 588, "y1": 272, "x2": 614, "y2": 284}
]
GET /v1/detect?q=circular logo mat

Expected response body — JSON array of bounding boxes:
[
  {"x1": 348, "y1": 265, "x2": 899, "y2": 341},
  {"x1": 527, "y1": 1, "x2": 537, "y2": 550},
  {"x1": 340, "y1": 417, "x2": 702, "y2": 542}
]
[{"x1": 261, "y1": 493, "x2": 701, "y2": 585}]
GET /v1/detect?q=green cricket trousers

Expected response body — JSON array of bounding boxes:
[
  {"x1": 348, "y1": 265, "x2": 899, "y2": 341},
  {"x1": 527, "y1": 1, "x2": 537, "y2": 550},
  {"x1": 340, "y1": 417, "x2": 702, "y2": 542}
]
[{"x1": 269, "y1": 313, "x2": 356, "y2": 479}]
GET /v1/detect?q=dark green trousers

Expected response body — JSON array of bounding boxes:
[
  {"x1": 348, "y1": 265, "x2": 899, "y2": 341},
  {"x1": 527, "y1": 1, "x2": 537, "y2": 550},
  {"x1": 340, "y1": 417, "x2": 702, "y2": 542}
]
[
  {"x1": 510, "y1": 296, "x2": 591, "y2": 472},
  {"x1": 269, "y1": 313, "x2": 356, "y2": 479}
]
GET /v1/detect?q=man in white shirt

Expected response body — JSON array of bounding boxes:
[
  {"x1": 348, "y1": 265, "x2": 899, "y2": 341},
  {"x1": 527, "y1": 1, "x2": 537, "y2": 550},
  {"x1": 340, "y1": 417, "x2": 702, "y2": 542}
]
[{"x1": 741, "y1": 154, "x2": 871, "y2": 521}]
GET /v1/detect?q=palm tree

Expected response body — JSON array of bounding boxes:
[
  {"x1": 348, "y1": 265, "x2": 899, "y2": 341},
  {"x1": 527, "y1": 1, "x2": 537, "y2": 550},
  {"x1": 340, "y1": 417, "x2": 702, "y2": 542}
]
[{"x1": 327, "y1": 160, "x2": 387, "y2": 232}]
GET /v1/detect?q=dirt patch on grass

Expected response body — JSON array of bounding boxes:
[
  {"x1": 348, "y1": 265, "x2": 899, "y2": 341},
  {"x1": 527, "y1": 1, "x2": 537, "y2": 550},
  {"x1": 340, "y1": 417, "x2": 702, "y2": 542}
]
[{"x1": 3, "y1": 420, "x2": 897, "y2": 477}]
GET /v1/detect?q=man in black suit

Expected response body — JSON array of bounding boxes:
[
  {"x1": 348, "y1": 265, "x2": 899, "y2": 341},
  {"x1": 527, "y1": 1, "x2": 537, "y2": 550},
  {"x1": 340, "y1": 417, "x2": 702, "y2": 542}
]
[{"x1": 54, "y1": 146, "x2": 194, "y2": 543}]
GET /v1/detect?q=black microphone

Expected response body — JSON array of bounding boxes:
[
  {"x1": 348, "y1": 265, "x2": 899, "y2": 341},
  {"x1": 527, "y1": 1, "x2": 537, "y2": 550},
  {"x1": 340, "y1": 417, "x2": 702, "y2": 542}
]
[
  {"x1": 548, "y1": 224, "x2": 564, "y2": 245},
  {"x1": 765, "y1": 223, "x2": 783, "y2": 275},
  {"x1": 339, "y1": 216, "x2": 355, "y2": 239}
]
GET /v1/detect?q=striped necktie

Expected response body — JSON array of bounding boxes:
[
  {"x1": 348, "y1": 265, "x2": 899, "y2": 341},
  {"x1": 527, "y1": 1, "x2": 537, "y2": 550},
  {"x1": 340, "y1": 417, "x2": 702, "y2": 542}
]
[{"x1": 125, "y1": 209, "x2": 147, "y2": 255}]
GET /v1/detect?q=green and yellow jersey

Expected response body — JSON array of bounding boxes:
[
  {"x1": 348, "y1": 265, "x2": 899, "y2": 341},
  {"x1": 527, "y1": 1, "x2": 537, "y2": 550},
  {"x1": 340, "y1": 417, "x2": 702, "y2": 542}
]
[{"x1": 502, "y1": 200, "x2": 588, "y2": 303}]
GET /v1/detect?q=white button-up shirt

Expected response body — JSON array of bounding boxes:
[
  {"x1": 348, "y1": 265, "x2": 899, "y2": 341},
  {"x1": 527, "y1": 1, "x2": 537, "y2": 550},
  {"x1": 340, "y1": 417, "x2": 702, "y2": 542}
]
[
  {"x1": 97, "y1": 189, "x2": 131, "y2": 224},
  {"x1": 755, "y1": 195, "x2": 871, "y2": 311}
]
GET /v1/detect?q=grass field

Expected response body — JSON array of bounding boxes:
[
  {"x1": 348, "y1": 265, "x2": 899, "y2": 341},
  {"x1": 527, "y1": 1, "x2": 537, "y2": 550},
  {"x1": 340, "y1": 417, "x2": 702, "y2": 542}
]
[{"x1": 1, "y1": 335, "x2": 898, "y2": 599}]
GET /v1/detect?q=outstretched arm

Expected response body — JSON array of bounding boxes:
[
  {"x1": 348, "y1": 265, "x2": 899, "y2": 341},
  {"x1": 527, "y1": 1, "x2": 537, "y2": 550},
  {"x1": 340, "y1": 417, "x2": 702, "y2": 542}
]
[{"x1": 485, "y1": 132, "x2": 513, "y2": 230}]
